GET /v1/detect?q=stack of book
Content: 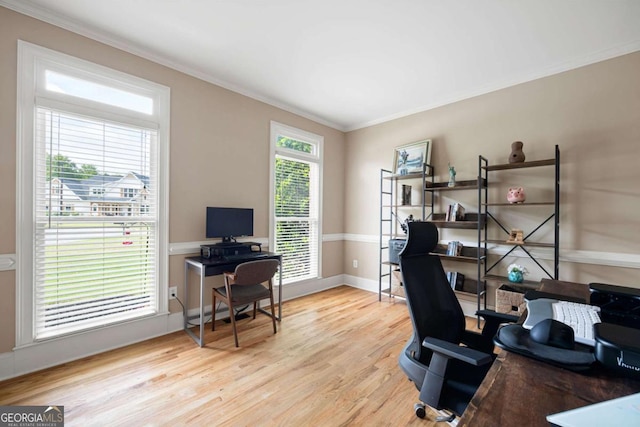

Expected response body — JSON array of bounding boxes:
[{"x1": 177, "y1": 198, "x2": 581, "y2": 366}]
[
  {"x1": 446, "y1": 271, "x2": 465, "y2": 291},
  {"x1": 446, "y1": 240, "x2": 463, "y2": 256},
  {"x1": 445, "y1": 202, "x2": 466, "y2": 221}
]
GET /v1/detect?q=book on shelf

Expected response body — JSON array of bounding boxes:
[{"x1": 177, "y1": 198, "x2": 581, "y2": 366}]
[
  {"x1": 445, "y1": 203, "x2": 466, "y2": 221},
  {"x1": 446, "y1": 241, "x2": 463, "y2": 256},
  {"x1": 446, "y1": 271, "x2": 465, "y2": 291}
]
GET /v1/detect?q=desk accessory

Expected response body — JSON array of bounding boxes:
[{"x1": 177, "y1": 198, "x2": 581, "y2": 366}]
[{"x1": 594, "y1": 322, "x2": 640, "y2": 379}]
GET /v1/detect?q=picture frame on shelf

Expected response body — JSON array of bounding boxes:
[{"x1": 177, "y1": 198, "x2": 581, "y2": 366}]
[{"x1": 393, "y1": 139, "x2": 432, "y2": 176}]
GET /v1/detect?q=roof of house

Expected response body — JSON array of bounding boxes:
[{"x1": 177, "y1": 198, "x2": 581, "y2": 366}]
[{"x1": 57, "y1": 172, "x2": 149, "y2": 203}]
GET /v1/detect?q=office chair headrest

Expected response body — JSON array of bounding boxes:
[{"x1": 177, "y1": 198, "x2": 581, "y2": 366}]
[{"x1": 400, "y1": 221, "x2": 438, "y2": 257}]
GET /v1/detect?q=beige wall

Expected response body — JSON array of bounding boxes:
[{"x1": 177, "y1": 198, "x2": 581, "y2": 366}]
[
  {"x1": 0, "y1": 8, "x2": 345, "y2": 353},
  {"x1": 2, "y1": 5, "x2": 639, "y2": 359},
  {"x1": 344, "y1": 51, "x2": 640, "y2": 297}
]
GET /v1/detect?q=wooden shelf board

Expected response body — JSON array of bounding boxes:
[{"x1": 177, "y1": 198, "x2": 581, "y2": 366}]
[
  {"x1": 483, "y1": 159, "x2": 554, "y2": 171},
  {"x1": 424, "y1": 178, "x2": 486, "y2": 191},
  {"x1": 429, "y1": 220, "x2": 480, "y2": 230},
  {"x1": 484, "y1": 239, "x2": 554, "y2": 248},
  {"x1": 383, "y1": 172, "x2": 427, "y2": 181},
  {"x1": 483, "y1": 274, "x2": 541, "y2": 287},
  {"x1": 382, "y1": 204, "x2": 432, "y2": 208},
  {"x1": 483, "y1": 202, "x2": 555, "y2": 206},
  {"x1": 432, "y1": 253, "x2": 479, "y2": 263}
]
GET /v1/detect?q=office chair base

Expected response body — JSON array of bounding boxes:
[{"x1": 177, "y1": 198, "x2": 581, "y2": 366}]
[
  {"x1": 414, "y1": 403, "x2": 456, "y2": 423},
  {"x1": 434, "y1": 411, "x2": 455, "y2": 423},
  {"x1": 414, "y1": 403, "x2": 426, "y2": 418}
]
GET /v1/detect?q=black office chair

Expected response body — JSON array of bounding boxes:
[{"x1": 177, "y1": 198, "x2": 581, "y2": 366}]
[
  {"x1": 212, "y1": 259, "x2": 279, "y2": 347},
  {"x1": 398, "y1": 221, "x2": 517, "y2": 421}
]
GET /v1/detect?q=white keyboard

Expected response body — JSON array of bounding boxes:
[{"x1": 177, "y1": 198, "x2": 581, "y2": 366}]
[{"x1": 552, "y1": 301, "x2": 601, "y2": 346}]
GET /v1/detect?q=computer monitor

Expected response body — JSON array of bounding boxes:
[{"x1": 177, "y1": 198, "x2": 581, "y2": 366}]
[{"x1": 206, "y1": 207, "x2": 254, "y2": 243}]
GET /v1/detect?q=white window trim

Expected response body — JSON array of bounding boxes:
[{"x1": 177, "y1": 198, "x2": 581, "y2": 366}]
[
  {"x1": 269, "y1": 121, "x2": 324, "y2": 283},
  {"x1": 15, "y1": 41, "x2": 170, "y2": 349}
]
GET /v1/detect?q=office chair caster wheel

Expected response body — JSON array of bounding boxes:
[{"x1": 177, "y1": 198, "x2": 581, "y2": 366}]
[{"x1": 414, "y1": 403, "x2": 426, "y2": 419}]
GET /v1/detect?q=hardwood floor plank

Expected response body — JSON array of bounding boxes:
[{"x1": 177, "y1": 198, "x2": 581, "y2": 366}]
[{"x1": 0, "y1": 286, "x2": 445, "y2": 426}]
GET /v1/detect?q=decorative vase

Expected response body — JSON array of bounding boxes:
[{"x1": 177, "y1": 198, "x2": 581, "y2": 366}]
[
  {"x1": 508, "y1": 271, "x2": 524, "y2": 283},
  {"x1": 509, "y1": 141, "x2": 526, "y2": 163}
]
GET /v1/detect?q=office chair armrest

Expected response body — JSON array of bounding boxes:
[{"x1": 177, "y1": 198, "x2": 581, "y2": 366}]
[
  {"x1": 419, "y1": 337, "x2": 493, "y2": 410},
  {"x1": 477, "y1": 309, "x2": 519, "y2": 324},
  {"x1": 423, "y1": 337, "x2": 493, "y2": 366},
  {"x1": 461, "y1": 310, "x2": 520, "y2": 353}
]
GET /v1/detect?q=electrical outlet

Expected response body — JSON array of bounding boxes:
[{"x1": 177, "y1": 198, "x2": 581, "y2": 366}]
[
  {"x1": 352, "y1": 259, "x2": 358, "y2": 268},
  {"x1": 169, "y1": 286, "x2": 178, "y2": 300}
]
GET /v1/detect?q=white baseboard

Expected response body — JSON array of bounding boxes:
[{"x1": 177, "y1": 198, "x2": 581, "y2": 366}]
[
  {"x1": 1, "y1": 312, "x2": 181, "y2": 382},
  {"x1": 342, "y1": 274, "x2": 378, "y2": 293}
]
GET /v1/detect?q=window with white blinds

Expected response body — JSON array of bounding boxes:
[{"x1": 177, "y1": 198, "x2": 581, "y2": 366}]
[
  {"x1": 270, "y1": 122, "x2": 323, "y2": 283},
  {"x1": 17, "y1": 42, "x2": 169, "y2": 343},
  {"x1": 34, "y1": 109, "x2": 158, "y2": 338}
]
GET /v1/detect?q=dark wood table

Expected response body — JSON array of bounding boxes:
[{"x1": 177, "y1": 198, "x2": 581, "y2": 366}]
[{"x1": 459, "y1": 279, "x2": 640, "y2": 426}]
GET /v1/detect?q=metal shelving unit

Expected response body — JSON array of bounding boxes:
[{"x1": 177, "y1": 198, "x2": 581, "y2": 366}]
[
  {"x1": 378, "y1": 164, "x2": 431, "y2": 300},
  {"x1": 480, "y1": 145, "x2": 560, "y2": 298}
]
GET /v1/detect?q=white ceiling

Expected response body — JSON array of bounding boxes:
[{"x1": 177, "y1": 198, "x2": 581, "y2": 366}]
[{"x1": 4, "y1": 0, "x2": 640, "y2": 131}]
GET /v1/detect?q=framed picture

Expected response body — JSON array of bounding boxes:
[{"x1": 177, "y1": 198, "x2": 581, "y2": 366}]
[{"x1": 393, "y1": 139, "x2": 432, "y2": 175}]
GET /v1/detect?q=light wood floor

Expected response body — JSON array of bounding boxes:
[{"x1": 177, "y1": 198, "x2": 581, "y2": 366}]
[{"x1": 0, "y1": 286, "x2": 468, "y2": 426}]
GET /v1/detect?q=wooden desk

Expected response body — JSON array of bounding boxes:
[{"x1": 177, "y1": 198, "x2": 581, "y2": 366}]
[
  {"x1": 184, "y1": 252, "x2": 282, "y2": 347},
  {"x1": 459, "y1": 279, "x2": 640, "y2": 426}
]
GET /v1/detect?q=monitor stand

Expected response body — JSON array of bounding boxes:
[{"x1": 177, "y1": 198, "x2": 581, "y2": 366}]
[{"x1": 200, "y1": 241, "x2": 262, "y2": 258}]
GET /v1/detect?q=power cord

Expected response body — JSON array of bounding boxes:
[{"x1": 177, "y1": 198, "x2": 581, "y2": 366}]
[
  {"x1": 173, "y1": 296, "x2": 248, "y2": 326},
  {"x1": 173, "y1": 295, "x2": 212, "y2": 326}
]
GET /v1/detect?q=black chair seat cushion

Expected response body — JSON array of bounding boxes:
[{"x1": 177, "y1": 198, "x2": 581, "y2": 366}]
[{"x1": 214, "y1": 284, "x2": 270, "y2": 304}]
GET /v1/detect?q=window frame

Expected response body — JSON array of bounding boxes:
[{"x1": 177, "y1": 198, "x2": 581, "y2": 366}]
[
  {"x1": 16, "y1": 41, "x2": 170, "y2": 347},
  {"x1": 269, "y1": 121, "x2": 323, "y2": 284}
]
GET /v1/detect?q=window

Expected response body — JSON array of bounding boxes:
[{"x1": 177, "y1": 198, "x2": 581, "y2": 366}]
[
  {"x1": 270, "y1": 122, "x2": 323, "y2": 283},
  {"x1": 122, "y1": 188, "x2": 137, "y2": 198},
  {"x1": 17, "y1": 41, "x2": 170, "y2": 344}
]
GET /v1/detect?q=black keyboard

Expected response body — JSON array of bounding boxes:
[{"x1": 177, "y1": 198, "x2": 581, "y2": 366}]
[{"x1": 222, "y1": 252, "x2": 269, "y2": 261}]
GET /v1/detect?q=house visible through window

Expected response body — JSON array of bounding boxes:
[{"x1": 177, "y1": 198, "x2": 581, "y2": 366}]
[
  {"x1": 270, "y1": 122, "x2": 323, "y2": 284},
  {"x1": 17, "y1": 41, "x2": 169, "y2": 344}
]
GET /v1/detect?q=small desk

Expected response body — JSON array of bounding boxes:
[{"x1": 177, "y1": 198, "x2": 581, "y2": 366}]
[
  {"x1": 459, "y1": 279, "x2": 640, "y2": 426},
  {"x1": 184, "y1": 252, "x2": 282, "y2": 347}
]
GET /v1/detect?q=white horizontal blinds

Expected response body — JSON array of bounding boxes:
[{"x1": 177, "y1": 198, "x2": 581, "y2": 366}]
[
  {"x1": 34, "y1": 107, "x2": 158, "y2": 339},
  {"x1": 274, "y1": 135, "x2": 320, "y2": 283}
]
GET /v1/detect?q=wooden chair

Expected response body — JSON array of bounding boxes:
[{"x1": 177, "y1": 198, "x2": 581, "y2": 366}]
[{"x1": 212, "y1": 259, "x2": 279, "y2": 347}]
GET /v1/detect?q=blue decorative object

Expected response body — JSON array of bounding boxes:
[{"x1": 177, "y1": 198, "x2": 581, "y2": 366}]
[
  {"x1": 448, "y1": 163, "x2": 456, "y2": 187},
  {"x1": 508, "y1": 271, "x2": 523, "y2": 283}
]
